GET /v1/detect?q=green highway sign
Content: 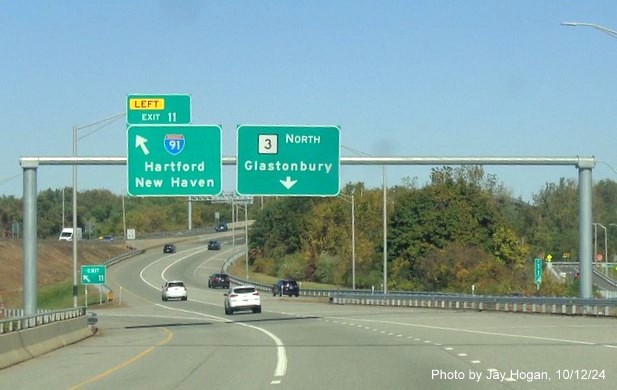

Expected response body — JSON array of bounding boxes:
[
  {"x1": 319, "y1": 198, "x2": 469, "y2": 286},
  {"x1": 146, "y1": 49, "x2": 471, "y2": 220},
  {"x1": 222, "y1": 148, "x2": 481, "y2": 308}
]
[
  {"x1": 127, "y1": 94, "x2": 191, "y2": 125},
  {"x1": 81, "y1": 265, "x2": 106, "y2": 285},
  {"x1": 236, "y1": 125, "x2": 340, "y2": 196},
  {"x1": 127, "y1": 125, "x2": 222, "y2": 196},
  {"x1": 534, "y1": 258, "x2": 542, "y2": 284}
]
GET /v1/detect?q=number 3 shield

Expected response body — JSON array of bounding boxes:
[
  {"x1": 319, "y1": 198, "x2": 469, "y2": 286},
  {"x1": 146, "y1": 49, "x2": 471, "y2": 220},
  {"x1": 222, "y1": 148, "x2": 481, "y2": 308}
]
[{"x1": 164, "y1": 134, "x2": 185, "y2": 156}]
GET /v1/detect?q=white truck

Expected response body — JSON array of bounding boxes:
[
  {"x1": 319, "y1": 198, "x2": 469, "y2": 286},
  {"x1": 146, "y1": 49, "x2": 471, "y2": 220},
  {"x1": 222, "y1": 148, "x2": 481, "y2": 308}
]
[{"x1": 58, "y1": 227, "x2": 83, "y2": 241}]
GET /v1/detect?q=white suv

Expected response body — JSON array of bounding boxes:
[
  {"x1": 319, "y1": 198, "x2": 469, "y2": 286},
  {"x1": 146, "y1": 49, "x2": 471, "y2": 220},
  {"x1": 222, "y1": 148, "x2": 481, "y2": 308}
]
[
  {"x1": 162, "y1": 280, "x2": 187, "y2": 301},
  {"x1": 224, "y1": 285, "x2": 261, "y2": 314}
]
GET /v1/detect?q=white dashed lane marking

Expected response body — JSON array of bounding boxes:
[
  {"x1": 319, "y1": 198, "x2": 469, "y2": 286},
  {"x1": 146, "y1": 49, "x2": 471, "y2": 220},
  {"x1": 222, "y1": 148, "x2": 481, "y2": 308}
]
[{"x1": 319, "y1": 315, "x2": 493, "y2": 380}]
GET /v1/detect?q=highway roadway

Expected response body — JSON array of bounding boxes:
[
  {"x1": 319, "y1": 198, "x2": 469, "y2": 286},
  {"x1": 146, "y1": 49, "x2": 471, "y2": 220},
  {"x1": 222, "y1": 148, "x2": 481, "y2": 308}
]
[{"x1": 1, "y1": 236, "x2": 617, "y2": 390}]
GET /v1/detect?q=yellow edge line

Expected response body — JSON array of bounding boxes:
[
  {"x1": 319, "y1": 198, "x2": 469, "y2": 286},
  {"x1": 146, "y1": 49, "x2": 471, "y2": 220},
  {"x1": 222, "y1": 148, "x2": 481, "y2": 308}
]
[{"x1": 69, "y1": 328, "x2": 173, "y2": 390}]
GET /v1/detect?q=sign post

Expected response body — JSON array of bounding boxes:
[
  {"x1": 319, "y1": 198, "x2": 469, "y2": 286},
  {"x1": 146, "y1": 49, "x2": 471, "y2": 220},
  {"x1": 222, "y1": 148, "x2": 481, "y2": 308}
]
[
  {"x1": 236, "y1": 125, "x2": 340, "y2": 196},
  {"x1": 127, "y1": 125, "x2": 222, "y2": 196}
]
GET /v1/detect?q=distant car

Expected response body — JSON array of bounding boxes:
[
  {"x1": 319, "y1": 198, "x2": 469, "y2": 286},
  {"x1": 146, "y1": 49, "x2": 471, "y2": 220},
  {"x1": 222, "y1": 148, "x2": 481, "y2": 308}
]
[
  {"x1": 163, "y1": 243, "x2": 176, "y2": 253},
  {"x1": 272, "y1": 279, "x2": 300, "y2": 297},
  {"x1": 161, "y1": 280, "x2": 187, "y2": 301},
  {"x1": 224, "y1": 285, "x2": 261, "y2": 314},
  {"x1": 215, "y1": 223, "x2": 229, "y2": 232},
  {"x1": 207, "y1": 240, "x2": 221, "y2": 250},
  {"x1": 208, "y1": 273, "x2": 230, "y2": 289}
]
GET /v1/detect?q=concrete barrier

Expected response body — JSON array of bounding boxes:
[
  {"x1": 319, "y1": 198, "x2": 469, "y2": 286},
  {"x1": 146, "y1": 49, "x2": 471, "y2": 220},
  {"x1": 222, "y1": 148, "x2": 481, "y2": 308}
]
[
  {"x1": 0, "y1": 317, "x2": 94, "y2": 370},
  {"x1": 58, "y1": 317, "x2": 94, "y2": 346},
  {"x1": 0, "y1": 332, "x2": 32, "y2": 370}
]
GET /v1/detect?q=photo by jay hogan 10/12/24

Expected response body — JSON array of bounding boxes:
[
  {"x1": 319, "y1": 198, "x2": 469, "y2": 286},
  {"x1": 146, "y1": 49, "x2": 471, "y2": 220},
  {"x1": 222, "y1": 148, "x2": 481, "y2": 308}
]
[{"x1": 431, "y1": 368, "x2": 606, "y2": 384}]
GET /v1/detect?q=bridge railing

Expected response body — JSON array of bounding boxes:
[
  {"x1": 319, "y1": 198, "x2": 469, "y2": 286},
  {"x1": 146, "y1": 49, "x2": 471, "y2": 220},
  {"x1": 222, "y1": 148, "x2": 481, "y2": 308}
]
[{"x1": 0, "y1": 307, "x2": 86, "y2": 334}]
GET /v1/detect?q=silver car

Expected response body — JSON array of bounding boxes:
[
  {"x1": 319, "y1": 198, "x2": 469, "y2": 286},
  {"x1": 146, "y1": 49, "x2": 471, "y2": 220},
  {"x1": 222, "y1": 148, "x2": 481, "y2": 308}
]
[{"x1": 162, "y1": 280, "x2": 187, "y2": 301}]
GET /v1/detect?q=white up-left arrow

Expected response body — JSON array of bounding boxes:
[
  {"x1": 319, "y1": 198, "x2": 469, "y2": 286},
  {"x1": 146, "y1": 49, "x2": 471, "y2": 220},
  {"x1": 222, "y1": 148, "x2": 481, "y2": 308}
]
[
  {"x1": 280, "y1": 176, "x2": 298, "y2": 189},
  {"x1": 135, "y1": 135, "x2": 150, "y2": 155},
  {"x1": 83, "y1": 275, "x2": 91, "y2": 283}
]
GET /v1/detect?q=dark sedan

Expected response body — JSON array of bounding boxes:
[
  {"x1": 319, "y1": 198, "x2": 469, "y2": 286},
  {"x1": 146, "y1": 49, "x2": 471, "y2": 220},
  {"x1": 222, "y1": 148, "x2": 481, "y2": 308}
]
[
  {"x1": 207, "y1": 240, "x2": 221, "y2": 250},
  {"x1": 215, "y1": 223, "x2": 228, "y2": 232}
]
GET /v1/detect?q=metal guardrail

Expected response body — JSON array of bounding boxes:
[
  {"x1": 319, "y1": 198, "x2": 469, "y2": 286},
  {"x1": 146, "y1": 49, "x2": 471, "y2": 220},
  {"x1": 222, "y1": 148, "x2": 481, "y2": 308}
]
[
  {"x1": 223, "y1": 252, "x2": 617, "y2": 317},
  {"x1": 593, "y1": 268, "x2": 617, "y2": 288},
  {"x1": 0, "y1": 307, "x2": 86, "y2": 334},
  {"x1": 128, "y1": 227, "x2": 215, "y2": 240},
  {"x1": 103, "y1": 249, "x2": 145, "y2": 267},
  {"x1": 330, "y1": 293, "x2": 617, "y2": 317}
]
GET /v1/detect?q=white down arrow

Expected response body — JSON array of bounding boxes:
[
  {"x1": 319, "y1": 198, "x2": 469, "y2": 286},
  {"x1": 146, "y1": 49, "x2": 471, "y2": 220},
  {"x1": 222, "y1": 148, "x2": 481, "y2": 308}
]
[{"x1": 280, "y1": 176, "x2": 297, "y2": 189}]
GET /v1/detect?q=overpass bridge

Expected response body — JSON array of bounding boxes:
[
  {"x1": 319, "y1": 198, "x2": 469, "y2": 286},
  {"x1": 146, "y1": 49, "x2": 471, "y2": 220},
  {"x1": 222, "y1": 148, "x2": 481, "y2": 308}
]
[{"x1": 550, "y1": 261, "x2": 617, "y2": 298}]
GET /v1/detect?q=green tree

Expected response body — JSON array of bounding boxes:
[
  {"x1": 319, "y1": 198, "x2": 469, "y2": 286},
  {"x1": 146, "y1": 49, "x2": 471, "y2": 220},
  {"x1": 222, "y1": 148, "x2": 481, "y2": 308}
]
[
  {"x1": 249, "y1": 197, "x2": 315, "y2": 261},
  {"x1": 388, "y1": 166, "x2": 504, "y2": 285},
  {"x1": 531, "y1": 178, "x2": 579, "y2": 258},
  {"x1": 492, "y1": 227, "x2": 529, "y2": 269},
  {"x1": 0, "y1": 195, "x2": 21, "y2": 237}
]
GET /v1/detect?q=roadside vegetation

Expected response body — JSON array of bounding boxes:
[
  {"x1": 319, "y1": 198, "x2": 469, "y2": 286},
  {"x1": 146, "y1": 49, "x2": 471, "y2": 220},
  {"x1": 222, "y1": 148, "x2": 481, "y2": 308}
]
[
  {"x1": 0, "y1": 188, "x2": 236, "y2": 240},
  {"x1": 1, "y1": 166, "x2": 616, "y2": 298},
  {"x1": 0, "y1": 239, "x2": 131, "y2": 308},
  {"x1": 37, "y1": 280, "x2": 110, "y2": 309},
  {"x1": 246, "y1": 167, "x2": 617, "y2": 297}
]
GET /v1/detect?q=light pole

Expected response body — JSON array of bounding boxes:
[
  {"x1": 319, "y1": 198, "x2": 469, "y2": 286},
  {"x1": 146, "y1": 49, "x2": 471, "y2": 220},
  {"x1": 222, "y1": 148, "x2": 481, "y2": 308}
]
[
  {"x1": 562, "y1": 21, "x2": 617, "y2": 279},
  {"x1": 592, "y1": 223, "x2": 608, "y2": 274},
  {"x1": 62, "y1": 188, "x2": 65, "y2": 229},
  {"x1": 561, "y1": 22, "x2": 617, "y2": 39},
  {"x1": 382, "y1": 165, "x2": 387, "y2": 294},
  {"x1": 209, "y1": 192, "x2": 252, "y2": 278},
  {"x1": 341, "y1": 145, "x2": 388, "y2": 293},
  {"x1": 71, "y1": 112, "x2": 125, "y2": 307},
  {"x1": 339, "y1": 194, "x2": 356, "y2": 289},
  {"x1": 593, "y1": 223, "x2": 598, "y2": 259},
  {"x1": 232, "y1": 196, "x2": 251, "y2": 280}
]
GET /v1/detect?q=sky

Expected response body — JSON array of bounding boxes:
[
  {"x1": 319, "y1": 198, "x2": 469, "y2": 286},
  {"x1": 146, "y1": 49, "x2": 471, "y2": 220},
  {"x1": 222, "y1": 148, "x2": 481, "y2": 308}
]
[{"x1": 2, "y1": 1, "x2": 617, "y2": 202}]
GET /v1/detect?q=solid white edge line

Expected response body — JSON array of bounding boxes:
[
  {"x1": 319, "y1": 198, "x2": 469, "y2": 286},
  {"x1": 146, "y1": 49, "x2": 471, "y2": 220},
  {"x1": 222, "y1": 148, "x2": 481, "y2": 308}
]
[
  {"x1": 135, "y1": 247, "x2": 288, "y2": 383},
  {"x1": 237, "y1": 322, "x2": 288, "y2": 378}
]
